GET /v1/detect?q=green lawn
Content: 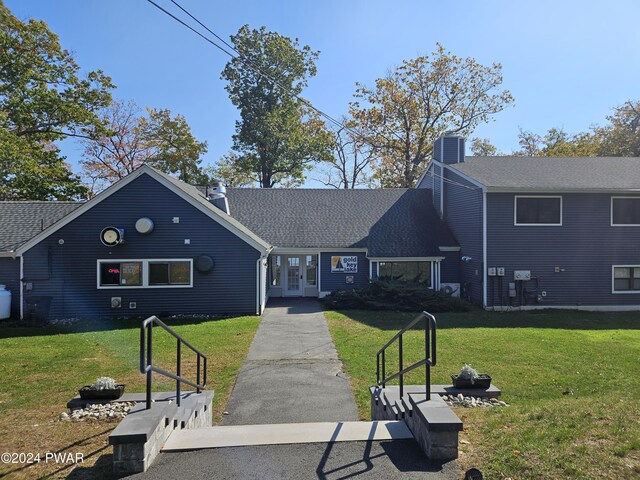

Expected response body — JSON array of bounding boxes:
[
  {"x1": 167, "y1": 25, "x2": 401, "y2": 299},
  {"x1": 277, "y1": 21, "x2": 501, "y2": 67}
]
[
  {"x1": 0, "y1": 315, "x2": 260, "y2": 479},
  {"x1": 325, "y1": 308, "x2": 640, "y2": 480}
]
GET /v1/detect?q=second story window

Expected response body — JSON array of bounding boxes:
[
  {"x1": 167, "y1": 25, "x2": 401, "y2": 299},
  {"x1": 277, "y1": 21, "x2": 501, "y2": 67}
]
[
  {"x1": 611, "y1": 197, "x2": 640, "y2": 226},
  {"x1": 515, "y1": 196, "x2": 562, "y2": 226}
]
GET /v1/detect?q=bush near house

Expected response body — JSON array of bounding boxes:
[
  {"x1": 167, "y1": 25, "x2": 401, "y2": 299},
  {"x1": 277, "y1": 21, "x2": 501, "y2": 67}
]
[{"x1": 321, "y1": 279, "x2": 469, "y2": 312}]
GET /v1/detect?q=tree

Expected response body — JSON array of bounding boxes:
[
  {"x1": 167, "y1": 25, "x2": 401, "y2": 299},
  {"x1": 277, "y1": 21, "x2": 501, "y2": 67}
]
[
  {"x1": 349, "y1": 44, "x2": 513, "y2": 187},
  {"x1": 138, "y1": 108, "x2": 208, "y2": 184},
  {"x1": 206, "y1": 152, "x2": 257, "y2": 188},
  {"x1": 221, "y1": 25, "x2": 333, "y2": 188},
  {"x1": 80, "y1": 100, "x2": 151, "y2": 194},
  {"x1": 470, "y1": 137, "x2": 499, "y2": 156},
  {"x1": 0, "y1": 1, "x2": 113, "y2": 199},
  {"x1": 81, "y1": 101, "x2": 208, "y2": 194},
  {"x1": 514, "y1": 127, "x2": 602, "y2": 157},
  {"x1": 599, "y1": 100, "x2": 640, "y2": 157},
  {"x1": 319, "y1": 124, "x2": 375, "y2": 189}
]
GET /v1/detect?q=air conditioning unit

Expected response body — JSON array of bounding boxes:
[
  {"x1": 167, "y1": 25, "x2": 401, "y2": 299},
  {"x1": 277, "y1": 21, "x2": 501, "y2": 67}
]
[{"x1": 440, "y1": 283, "x2": 460, "y2": 297}]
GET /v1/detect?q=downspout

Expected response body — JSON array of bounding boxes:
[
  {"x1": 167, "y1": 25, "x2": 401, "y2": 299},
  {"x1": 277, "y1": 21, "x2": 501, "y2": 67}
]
[
  {"x1": 256, "y1": 258, "x2": 260, "y2": 315},
  {"x1": 482, "y1": 189, "x2": 488, "y2": 308},
  {"x1": 19, "y1": 255, "x2": 24, "y2": 320}
]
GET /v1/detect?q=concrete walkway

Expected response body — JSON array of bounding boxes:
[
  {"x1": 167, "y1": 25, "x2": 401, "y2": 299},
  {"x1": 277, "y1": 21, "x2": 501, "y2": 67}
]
[
  {"x1": 131, "y1": 299, "x2": 458, "y2": 479},
  {"x1": 221, "y1": 298, "x2": 359, "y2": 425}
]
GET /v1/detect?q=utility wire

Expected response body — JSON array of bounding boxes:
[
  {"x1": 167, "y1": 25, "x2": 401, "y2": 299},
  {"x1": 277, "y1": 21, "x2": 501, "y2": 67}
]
[
  {"x1": 146, "y1": 0, "x2": 362, "y2": 138},
  {"x1": 145, "y1": 0, "x2": 468, "y2": 187}
]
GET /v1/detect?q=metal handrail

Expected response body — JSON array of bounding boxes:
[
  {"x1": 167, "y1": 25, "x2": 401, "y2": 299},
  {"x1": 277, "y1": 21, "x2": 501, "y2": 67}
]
[
  {"x1": 140, "y1": 315, "x2": 208, "y2": 409},
  {"x1": 376, "y1": 311, "x2": 436, "y2": 400}
]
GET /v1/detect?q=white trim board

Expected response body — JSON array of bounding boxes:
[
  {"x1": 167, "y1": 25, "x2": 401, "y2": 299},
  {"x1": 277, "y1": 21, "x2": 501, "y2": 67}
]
[
  {"x1": 368, "y1": 257, "x2": 445, "y2": 262},
  {"x1": 489, "y1": 305, "x2": 640, "y2": 312}
]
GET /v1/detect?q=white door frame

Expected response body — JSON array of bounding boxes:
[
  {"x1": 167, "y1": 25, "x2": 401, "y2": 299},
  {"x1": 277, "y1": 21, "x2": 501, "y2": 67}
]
[{"x1": 283, "y1": 255, "x2": 304, "y2": 297}]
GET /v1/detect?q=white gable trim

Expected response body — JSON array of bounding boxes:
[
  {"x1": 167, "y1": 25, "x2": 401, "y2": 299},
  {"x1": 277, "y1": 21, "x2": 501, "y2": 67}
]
[{"x1": 16, "y1": 166, "x2": 271, "y2": 255}]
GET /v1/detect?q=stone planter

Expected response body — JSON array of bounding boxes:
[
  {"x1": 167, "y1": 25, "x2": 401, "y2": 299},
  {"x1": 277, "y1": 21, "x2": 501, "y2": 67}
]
[
  {"x1": 79, "y1": 384, "x2": 125, "y2": 400},
  {"x1": 450, "y1": 374, "x2": 491, "y2": 389}
]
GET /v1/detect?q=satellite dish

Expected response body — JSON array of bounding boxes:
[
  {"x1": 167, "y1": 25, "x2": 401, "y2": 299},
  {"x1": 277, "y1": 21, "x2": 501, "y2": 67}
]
[{"x1": 100, "y1": 227, "x2": 124, "y2": 247}]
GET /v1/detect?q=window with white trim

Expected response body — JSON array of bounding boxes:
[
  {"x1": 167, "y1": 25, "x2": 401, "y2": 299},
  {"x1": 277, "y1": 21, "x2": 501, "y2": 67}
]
[
  {"x1": 99, "y1": 262, "x2": 142, "y2": 286},
  {"x1": 613, "y1": 266, "x2": 640, "y2": 293},
  {"x1": 98, "y1": 259, "x2": 192, "y2": 288},
  {"x1": 611, "y1": 197, "x2": 640, "y2": 225},
  {"x1": 378, "y1": 261, "x2": 432, "y2": 286},
  {"x1": 515, "y1": 196, "x2": 562, "y2": 225},
  {"x1": 149, "y1": 261, "x2": 191, "y2": 285}
]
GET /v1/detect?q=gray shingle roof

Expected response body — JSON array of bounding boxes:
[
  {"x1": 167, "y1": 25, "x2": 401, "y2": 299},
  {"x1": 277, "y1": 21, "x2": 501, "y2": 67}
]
[
  {"x1": 451, "y1": 156, "x2": 640, "y2": 190},
  {"x1": 225, "y1": 188, "x2": 458, "y2": 257},
  {"x1": 0, "y1": 201, "x2": 83, "y2": 252}
]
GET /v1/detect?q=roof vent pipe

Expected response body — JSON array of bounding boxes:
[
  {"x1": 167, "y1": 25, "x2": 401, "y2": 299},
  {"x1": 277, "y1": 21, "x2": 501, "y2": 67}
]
[{"x1": 208, "y1": 181, "x2": 230, "y2": 215}]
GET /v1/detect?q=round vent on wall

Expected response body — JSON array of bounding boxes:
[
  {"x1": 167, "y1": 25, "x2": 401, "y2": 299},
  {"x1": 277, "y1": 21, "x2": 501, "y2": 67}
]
[
  {"x1": 100, "y1": 227, "x2": 124, "y2": 247},
  {"x1": 195, "y1": 255, "x2": 215, "y2": 273},
  {"x1": 135, "y1": 217, "x2": 154, "y2": 234}
]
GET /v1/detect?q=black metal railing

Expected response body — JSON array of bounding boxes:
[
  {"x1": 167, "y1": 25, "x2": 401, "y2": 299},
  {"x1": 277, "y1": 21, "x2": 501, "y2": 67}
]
[
  {"x1": 140, "y1": 316, "x2": 208, "y2": 409},
  {"x1": 376, "y1": 311, "x2": 436, "y2": 400}
]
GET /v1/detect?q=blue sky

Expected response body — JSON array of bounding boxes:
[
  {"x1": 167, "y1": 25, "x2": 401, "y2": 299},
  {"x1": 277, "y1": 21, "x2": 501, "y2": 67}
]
[{"x1": 7, "y1": 0, "x2": 640, "y2": 186}]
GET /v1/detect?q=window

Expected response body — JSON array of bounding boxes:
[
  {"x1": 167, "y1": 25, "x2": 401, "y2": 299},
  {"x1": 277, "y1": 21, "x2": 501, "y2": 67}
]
[
  {"x1": 515, "y1": 196, "x2": 562, "y2": 225},
  {"x1": 99, "y1": 262, "x2": 142, "y2": 286},
  {"x1": 149, "y1": 261, "x2": 190, "y2": 285},
  {"x1": 378, "y1": 261, "x2": 431, "y2": 285},
  {"x1": 97, "y1": 259, "x2": 192, "y2": 288},
  {"x1": 612, "y1": 266, "x2": 640, "y2": 293},
  {"x1": 611, "y1": 197, "x2": 640, "y2": 225},
  {"x1": 271, "y1": 256, "x2": 281, "y2": 286},
  {"x1": 305, "y1": 255, "x2": 317, "y2": 286}
]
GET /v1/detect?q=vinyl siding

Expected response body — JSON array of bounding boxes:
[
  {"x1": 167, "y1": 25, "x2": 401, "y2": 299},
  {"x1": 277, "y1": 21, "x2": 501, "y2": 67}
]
[
  {"x1": 442, "y1": 168, "x2": 484, "y2": 304},
  {"x1": 433, "y1": 164, "x2": 442, "y2": 217},
  {"x1": 440, "y1": 251, "x2": 460, "y2": 283},
  {"x1": 319, "y1": 252, "x2": 369, "y2": 293},
  {"x1": 486, "y1": 192, "x2": 640, "y2": 306},
  {"x1": 21, "y1": 173, "x2": 261, "y2": 319},
  {"x1": 0, "y1": 257, "x2": 20, "y2": 318}
]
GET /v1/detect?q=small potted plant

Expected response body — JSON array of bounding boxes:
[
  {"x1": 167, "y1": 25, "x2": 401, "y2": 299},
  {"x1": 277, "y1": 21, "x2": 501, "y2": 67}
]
[
  {"x1": 79, "y1": 377, "x2": 125, "y2": 400},
  {"x1": 451, "y1": 364, "x2": 491, "y2": 389}
]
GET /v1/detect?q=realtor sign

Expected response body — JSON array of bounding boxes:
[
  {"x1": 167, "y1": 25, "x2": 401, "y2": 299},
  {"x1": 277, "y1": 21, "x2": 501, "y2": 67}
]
[{"x1": 331, "y1": 255, "x2": 358, "y2": 273}]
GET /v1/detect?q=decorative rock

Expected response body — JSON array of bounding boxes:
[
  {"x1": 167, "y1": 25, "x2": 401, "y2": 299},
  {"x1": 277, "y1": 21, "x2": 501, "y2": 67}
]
[
  {"x1": 457, "y1": 394, "x2": 464, "y2": 402},
  {"x1": 57, "y1": 401, "x2": 137, "y2": 422}
]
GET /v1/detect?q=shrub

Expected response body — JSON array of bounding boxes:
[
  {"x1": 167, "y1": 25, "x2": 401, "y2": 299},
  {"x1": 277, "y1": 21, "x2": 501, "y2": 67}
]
[
  {"x1": 90, "y1": 377, "x2": 119, "y2": 391},
  {"x1": 321, "y1": 279, "x2": 469, "y2": 312}
]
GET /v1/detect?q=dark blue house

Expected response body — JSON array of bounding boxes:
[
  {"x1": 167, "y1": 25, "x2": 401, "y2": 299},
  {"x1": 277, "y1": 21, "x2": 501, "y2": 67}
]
[
  {"x1": 0, "y1": 165, "x2": 458, "y2": 320},
  {"x1": 3, "y1": 137, "x2": 639, "y2": 321},
  {"x1": 418, "y1": 135, "x2": 640, "y2": 310}
]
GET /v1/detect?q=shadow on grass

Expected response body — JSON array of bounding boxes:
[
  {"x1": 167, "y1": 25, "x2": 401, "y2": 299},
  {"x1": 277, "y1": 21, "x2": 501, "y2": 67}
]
[
  {"x1": 329, "y1": 307, "x2": 640, "y2": 331},
  {"x1": 0, "y1": 314, "x2": 244, "y2": 340}
]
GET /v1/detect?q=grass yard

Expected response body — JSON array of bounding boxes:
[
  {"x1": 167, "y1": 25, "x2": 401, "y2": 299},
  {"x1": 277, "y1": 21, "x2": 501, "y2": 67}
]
[
  {"x1": 325, "y1": 308, "x2": 640, "y2": 480},
  {"x1": 0, "y1": 315, "x2": 260, "y2": 480}
]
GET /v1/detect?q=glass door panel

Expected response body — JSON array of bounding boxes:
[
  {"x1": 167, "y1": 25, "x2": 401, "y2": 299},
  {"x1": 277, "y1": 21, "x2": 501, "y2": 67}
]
[{"x1": 286, "y1": 256, "x2": 301, "y2": 293}]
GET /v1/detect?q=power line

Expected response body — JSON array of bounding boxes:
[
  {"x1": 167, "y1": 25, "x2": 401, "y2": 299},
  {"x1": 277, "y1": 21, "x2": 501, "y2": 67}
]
[
  {"x1": 425, "y1": 168, "x2": 480, "y2": 191},
  {"x1": 144, "y1": 0, "x2": 465, "y2": 188},
  {"x1": 146, "y1": 0, "x2": 361, "y2": 138}
]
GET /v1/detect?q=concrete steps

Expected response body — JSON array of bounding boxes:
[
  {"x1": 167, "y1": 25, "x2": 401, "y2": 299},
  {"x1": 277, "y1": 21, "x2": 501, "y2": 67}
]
[{"x1": 162, "y1": 420, "x2": 414, "y2": 451}]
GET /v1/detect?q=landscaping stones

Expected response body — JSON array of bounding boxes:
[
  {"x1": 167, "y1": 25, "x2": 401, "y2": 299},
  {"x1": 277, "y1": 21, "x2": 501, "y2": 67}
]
[
  {"x1": 60, "y1": 401, "x2": 136, "y2": 422},
  {"x1": 440, "y1": 394, "x2": 509, "y2": 408}
]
